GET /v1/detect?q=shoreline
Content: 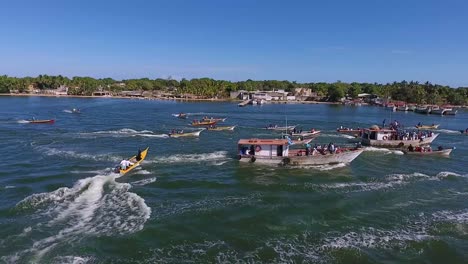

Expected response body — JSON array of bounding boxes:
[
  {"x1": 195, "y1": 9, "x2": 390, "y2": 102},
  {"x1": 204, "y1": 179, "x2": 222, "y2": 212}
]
[{"x1": 0, "y1": 93, "x2": 341, "y2": 105}]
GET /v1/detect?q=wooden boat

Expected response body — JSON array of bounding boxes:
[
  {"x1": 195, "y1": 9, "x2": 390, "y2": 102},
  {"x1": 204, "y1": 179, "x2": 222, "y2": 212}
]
[
  {"x1": 27, "y1": 119, "x2": 55, "y2": 124},
  {"x1": 206, "y1": 126, "x2": 236, "y2": 131},
  {"x1": 119, "y1": 147, "x2": 149, "y2": 175},
  {"x1": 237, "y1": 139, "x2": 363, "y2": 166},
  {"x1": 192, "y1": 120, "x2": 217, "y2": 126},
  {"x1": 360, "y1": 128, "x2": 439, "y2": 148},
  {"x1": 403, "y1": 147, "x2": 453, "y2": 156},
  {"x1": 265, "y1": 125, "x2": 296, "y2": 131},
  {"x1": 415, "y1": 124, "x2": 440, "y2": 130},
  {"x1": 201, "y1": 117, "x2": 227, "y2": 122},
  {"x1": 176, "y1": 113, "x2": 188, "y2": 119},
  {"x1": 289, "y1": 130, "x2": 321, "y2": 138},
  {"x1": 169, "y1": 130, "x2": 203, "y2": 138},
  {"x1": 336, "y1": 128, "x2": 362, "y2": 136}
]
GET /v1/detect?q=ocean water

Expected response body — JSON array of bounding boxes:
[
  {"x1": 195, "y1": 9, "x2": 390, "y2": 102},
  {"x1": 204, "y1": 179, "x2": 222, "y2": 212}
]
[{"x1": 0, "y1": 96, "x2": 467, "y2": 263}]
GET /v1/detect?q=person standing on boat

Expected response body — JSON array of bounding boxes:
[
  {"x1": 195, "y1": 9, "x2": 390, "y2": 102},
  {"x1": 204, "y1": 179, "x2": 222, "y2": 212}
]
[
  {"x1": 382, "y1": 119, "x2": 386, "y2": 128},
  {"x1": 408, "y1": 144, "x2": 414, "y2": 152},
  {"x1": 305, "y1": 143, "x2": 311, "y2": 156},
  {"x1": 136, "y1": 149, "x2": 142, "y2": 161}
]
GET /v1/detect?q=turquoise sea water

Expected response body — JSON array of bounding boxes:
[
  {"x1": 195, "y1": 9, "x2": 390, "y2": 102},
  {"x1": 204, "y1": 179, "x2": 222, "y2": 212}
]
[{"x1": 0, "y1": 96, "x2": 467, "y2": 263}]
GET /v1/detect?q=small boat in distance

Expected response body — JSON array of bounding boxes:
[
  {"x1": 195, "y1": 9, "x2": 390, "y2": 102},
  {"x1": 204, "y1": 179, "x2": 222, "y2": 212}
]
[
  {"x1": 174, "y1": 113, "x2": 188, "y2": 119},
  {"x1": 27, "y1": 119, "x2": 55, "y2": 124},
  {"x1": 118, "y1": 147, "x2": 149, "y2": 175},
  {"x1": 206, "y1": 125, "x2": 236, "y2": 131},
  {"x1": 169, "y1": 129, "x2": 203, "y2": 138},
  {"x1": 192, "y1": 120, "x2": 217, "y2": 126},
  {"x1": 71, "y1": 108, "x2": 81, "y2": 114},
  {"x1": 237, "y1": 139, "x2": 363, "y2": 166},
  {"x1": 336, "y1": 127, "x2": 362, "y2": 136},
  {"x1": 201, "y1": 117, "x2": 227, "y2": 122},
  {"x1": 415, "y1": 124, "x2": 440, "y2": 130},
  {"x1": 265, "y1": 124, "x2": 297, "y2": 131}
]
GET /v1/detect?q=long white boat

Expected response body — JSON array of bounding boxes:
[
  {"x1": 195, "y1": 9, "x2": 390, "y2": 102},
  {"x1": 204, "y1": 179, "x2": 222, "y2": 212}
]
[
  {"x1": 237, "y1": 139, "x2": 363, "y2": 166},
  {"x1": 288, "y1": 130, "x2": 321, "y2": 138},
  {"x1": 265, "y1": 125, "x2": 297, "y2": 131},
  {"x1": 403, "y1": 148, "x2": 453, "y2": 156},
  {"x1": 360, "y1": 128, "x2": 439, "y2": 148}
]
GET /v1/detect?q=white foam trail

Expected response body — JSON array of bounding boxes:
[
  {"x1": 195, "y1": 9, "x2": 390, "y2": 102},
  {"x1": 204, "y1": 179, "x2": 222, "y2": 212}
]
[
  {"x1": 151, "y1": 151, "x2": 228, "y2": 164},
  {"x1": 364, "y1": 147, "x2": 404, "y2": 155},
  {"x1": 296, "y1": 163, "x2": 348, "y2": 171},
  {"x1": 52, "y1": 256, "x2": 92, "y2": 264},
  {"x1": 17, "y1": 120, "x2": 29, "y2": 124},
  {"x1": 40, "y1": 147, "x2": 122, "y2": 162},
  {"x1": 136, "y1": 133, "x2": 169, "y2": 138},
  {"x1": 10, "y1": 173, "x2": 151, "y2": 262},
  {"x1": 431, "y1": 209, "x2": 468, "y2": 224},
  {"x1": 135, "y1": 169, "x2": 152, "y2": 175},
  {"x1": 63, "y1": 110, "x2": 73, "y2": 114},
  {"x1": 131, "y1": 177, "x2": 157, "y2": 186},
  {"x1": 435, "y1": 129, "x2": 461, "y2": 134}
]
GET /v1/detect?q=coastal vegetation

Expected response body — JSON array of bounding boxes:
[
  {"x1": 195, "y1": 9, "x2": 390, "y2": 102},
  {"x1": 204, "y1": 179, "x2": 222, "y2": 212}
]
[{"x1": 0, "y1": 75, "x2": 467, "y2": 105}]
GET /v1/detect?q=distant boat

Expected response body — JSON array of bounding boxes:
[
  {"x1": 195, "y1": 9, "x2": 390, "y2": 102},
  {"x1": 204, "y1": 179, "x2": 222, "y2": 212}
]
[
  {"x1": 169, "y1": 130, "x2": 203, "y2": 138},
  {"x1": 206, "y1": 125, "x2": 236, "y2": 131},
  {"x1": 265, "y1": 125, "x2": 297, "y2": 131},
  {"x1": 396, "y1": 105, "x2": 408, "y2": 111},
  {"x1": 27, "y1": 119, "x2": 55, "y2": 124},
  {"x1": 415, "y1": 105, "x2": 430, "y2": 114},
  {"x1": 415, "y1": 124, "x2": 440, "y2": 130}
]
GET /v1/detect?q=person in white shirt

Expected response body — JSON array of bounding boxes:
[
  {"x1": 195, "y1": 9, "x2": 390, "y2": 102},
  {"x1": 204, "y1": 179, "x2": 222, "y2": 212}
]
[{"x1": 119, "y1": 159, "x2": 134, "y2": 170}]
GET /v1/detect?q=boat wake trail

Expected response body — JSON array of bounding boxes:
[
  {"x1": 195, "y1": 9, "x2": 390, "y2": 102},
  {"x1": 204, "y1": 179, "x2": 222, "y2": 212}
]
[
  {"x1": 38, "y1": 146, "x2": 122, "y2": 162},
  {"x1": 131, "y1": 177, "x2": 157, "y2": 186},
  {"x1": 17, "y1": 120, "x2": 29, "y2": 124},
  {"x1": 306, "y1": 171, "x2": 467, "y2": 193},
  {"x1": 151, "y1": 151, "x2": 228, "y2": 164},
  {"x1": 435, "y1": 129, "x2": 462, "y2": 134},
  {"x1": 295, "y1": 163, "x2": 348, "y2": 171},
  {"x1": 62, "y1": 110, "x2": 73, "y2": 114},
  {"x1": 80, "y1": 128, "x2": 168, "y2": 138},
  {"x1": 4, "y1": 173, "x2": 151, "y2": 262},
  {"x1": 363, "y1": 147, "x2": 404, "y2": 155}
]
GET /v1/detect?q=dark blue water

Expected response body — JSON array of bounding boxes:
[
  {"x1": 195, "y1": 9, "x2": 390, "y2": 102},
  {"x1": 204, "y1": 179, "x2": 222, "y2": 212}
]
[{"x1": 0, "y1": 96, "x2": 467, "y2": 263}]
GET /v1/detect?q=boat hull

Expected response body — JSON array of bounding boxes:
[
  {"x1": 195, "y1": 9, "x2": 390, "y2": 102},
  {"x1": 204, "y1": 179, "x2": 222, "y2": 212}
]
[
  {"x1": 192, "y1": 121, "x2": 217, "y2": 126},
  {"x1": 239, "y1": 149, "x2": 363, "y2": 166},
  {"x1": 266, "y1": 125, "x2": 296, "y2": 131},
  {"x1": 403, "y1": 148, "x2": 452, "y2": 156},
  {"x1": 169, "y1": 130, "x2": 203, "y2": 137},
  {"x1": 361, "y1": 134, "x2": 439, "y2": 148},
  {"x1": 415, "y1": 125, "x2": 440, "y2": 130},
  {"x1": 119, "y1": 147, "x2": 149, "y2": 175},
  {"x1": 28, "y1": 119, "x2": 55, "y2": 124}
]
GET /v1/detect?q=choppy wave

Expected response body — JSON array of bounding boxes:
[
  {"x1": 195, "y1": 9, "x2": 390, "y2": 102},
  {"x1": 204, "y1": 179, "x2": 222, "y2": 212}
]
[
  {"x1": 363, "y1": 147, "x2": 404, "y2": 155},
  {"x1": 151, "y1": 151, "x2": 228, "y2": 164},
  {"x1": 153, "y1": 194, "x2": 261, "y2": 221},
  {"x1": 7, "y1": 173, "x2": 151, "y2": 262},
  {"x1": 131, "y1": 177, "x2": 157, "y2": 186},
  {"x1": 306, "y1": 171, "x2": 467, "y2": 193},
  {"x1": 52, "y1": 256, "x2": 93, "y2": 264},
  {"x1": 295, "y1": 163, "x2": 348, "y2": 171}
]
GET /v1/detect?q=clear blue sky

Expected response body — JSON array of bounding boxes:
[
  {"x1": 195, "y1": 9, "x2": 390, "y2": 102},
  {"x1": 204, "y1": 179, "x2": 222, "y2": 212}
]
[{"x1": 1, "y1": 0, "x2": 467, "y2": 86}]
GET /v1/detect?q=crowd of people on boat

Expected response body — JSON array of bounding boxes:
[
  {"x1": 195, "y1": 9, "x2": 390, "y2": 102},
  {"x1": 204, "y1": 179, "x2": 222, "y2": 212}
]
[
  {"x1": 296, "y1": 142, "x2": 342, "y2": 156},
  {"x1": 266, "y1": 124, "x2": 278, "y2": 128},
  {"x1": 338, "y1": 126, "x2": 361, "y2": 131},
  {"x1": 388, "y1": 130, "x2": 434, "y2": 141}
]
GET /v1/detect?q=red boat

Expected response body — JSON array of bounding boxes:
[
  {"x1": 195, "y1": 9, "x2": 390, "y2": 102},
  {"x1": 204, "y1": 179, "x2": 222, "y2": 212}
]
[{"x1": 28, "y1": 119, "x2": 55, "y2": 124}]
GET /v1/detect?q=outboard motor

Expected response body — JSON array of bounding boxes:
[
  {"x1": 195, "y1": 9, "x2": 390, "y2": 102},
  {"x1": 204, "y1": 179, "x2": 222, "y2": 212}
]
[{"x1": 113, "y1": 166, "x2": 121, "y2": 173}]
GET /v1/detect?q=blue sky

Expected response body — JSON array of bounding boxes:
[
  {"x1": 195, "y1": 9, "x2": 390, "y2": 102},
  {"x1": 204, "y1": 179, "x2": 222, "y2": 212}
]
[{"x1": 1, "y1": 0, "x2": 467, "y2": 86}]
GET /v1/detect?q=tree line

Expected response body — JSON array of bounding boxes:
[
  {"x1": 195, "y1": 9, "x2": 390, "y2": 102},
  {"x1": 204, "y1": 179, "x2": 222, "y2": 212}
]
[{"x1": 0, "y1": 75, "x2": 467, "y2": 105}]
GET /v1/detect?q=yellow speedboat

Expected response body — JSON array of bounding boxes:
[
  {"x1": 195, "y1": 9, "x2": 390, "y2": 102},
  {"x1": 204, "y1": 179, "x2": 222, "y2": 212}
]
[
  {"x1": 119, "y1": 147, "x2": 149, "y2": 175},
  {"x1": 415, "y1": 124, "x2": 440, "y2": 130}
]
